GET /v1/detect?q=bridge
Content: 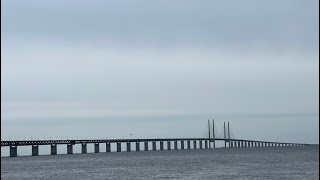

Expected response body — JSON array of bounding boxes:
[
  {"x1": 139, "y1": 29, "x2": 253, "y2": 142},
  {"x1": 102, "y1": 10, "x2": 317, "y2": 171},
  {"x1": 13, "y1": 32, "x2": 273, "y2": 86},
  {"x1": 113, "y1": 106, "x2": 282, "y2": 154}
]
[{"x1": 1, "y1": 120, "x2": 316, "y2": 157}]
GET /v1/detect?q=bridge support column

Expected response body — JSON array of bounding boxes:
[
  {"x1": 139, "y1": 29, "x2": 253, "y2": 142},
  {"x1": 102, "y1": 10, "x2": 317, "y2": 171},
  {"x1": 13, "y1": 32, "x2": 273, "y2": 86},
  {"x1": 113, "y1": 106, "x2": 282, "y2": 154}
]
[
  {"x1": 67, "y1": 144, "x2": 73, "y2": 154},
  {"x1": 187, "y1": 140, "x2": 191, "y2": 149},
  {"x1": 205, "y1": 141, "x2": 208, "y2": 149},
  {"x1": 174, "y1": 141, "x2": 178, "y2": 150},
  {"x1": 51, "y1": 144, "x2": 57, "y2": 155},
  {"x1": 247, "y1": 142, "x2": 251, "y2": 148},
  {"x1": 199, "y1": 140, "x2": 203, "y2": 149},
  {"x1": 144, "y1": 141, "x2": 148, "y2": 151},
  {"x1": 117, "y1": 142, "x2": 121, "y2": 152},
  {"x1": 167, "y1": 141, "x2": 171, "y2": 150},
  {"x1": 127, "y1": 142, "x2": 131, "y2": 152},
  {"x1": 230, "y1": 140, "x2": 233, "y2": 148},
  {"x1": 82, "y1": 143, "x2": 87, "y2": 153},
  {"x1": 136, "y1": 142, "x2": 140, "y2": 151},
  {"x1": 10, "y1": 146, "x2": 17, "y2": 157},
  {"x1": 106, "y1": 142, "x2": 111, "y2": 152},
  {"x1": 181, "y1": 141, "x2": 184, "y2": 150},
  {"x1": 95, "y1": 143, "x2": 99, "y2": 153},
  {"x1": 237, "y1": 141, "x2": 241, "y2": 148},
  {"x1": 153, "y1": 141, "x2": 156, "y2": 151},
  {"x1": 160, "y1": 141, "x2": 164, "y2": 150},
  {"x1": 193, "y1": 140, "x2": 197, "y2": 149},
  {"x1": 32, "y1": 145, "x2": 39, "y2": 156}
]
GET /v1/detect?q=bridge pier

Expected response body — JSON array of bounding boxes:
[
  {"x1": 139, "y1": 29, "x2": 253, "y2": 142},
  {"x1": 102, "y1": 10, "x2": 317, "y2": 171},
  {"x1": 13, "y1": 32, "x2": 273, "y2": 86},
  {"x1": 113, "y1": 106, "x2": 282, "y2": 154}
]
[
  {"x1": 174, "y1": 141, "x2": 178, "y2": 150},
  {"x1": 230, "y1": 140, "x2": 233, "y2": 148},
  {"x1": 153, "y1": 141, "x2": 156, "y2": 151},
  {"x1": 144, "y1": 141, "x2": 148, "y2": 151},
  {"x1": 95, "y1": 143, "x2": 99, "y2": 153},
  {"x1": 106, "y1": 142, "x2": 111, "y2": 152},
  {"x1": 187, "y1": 140, "x2": 191, "y2": 149},
  {"x1": 10, "y1": 146, "x2": 17, "y2": 157},
  {"x1": 193, "y1": 140, "x2": 197, "y2": 149},
  {"x1": 127, "y1": 142, "x2": 131, "y2": 152},
  {"x1": 32, "y1": 145, "x2": 39, "y2": 156},
  {"x1": 205, "y1": 141, "x2": 208, "y2": 149},
  {"x1": 167, "y1": 141, "x2": 171, "y2": 150},
  {"x1": 82, "y1": 143, "x2": 87, "y2": 153},
  {"x1": 199, "y1": 140, "x2": 203, "y2": 149},
  {"x1": 51, "y1": 144, "x2": 57, "y2": 155},
  {"x1": 67, "y1": 144, "x2": 73, "y2": 154},
  {"x1": 181, "y1": 141, "x2": 184, "y2": 150},
  {"x1": 160, "y1": 141, "x2": 164, "y2": 150},
  {"x1": 136, "y1": 142, "x2": 140, "y2": 151},
  {"x1": 117, "y1": 142, "x2": 121, "y2": 152}
]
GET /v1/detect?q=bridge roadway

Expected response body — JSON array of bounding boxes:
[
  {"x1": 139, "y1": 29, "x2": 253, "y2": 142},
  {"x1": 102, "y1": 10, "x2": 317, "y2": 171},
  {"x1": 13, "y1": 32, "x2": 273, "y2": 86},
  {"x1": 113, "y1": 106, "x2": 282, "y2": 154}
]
[{"x1": 1, "y1": 138, "x2": 314, "y2": 157}]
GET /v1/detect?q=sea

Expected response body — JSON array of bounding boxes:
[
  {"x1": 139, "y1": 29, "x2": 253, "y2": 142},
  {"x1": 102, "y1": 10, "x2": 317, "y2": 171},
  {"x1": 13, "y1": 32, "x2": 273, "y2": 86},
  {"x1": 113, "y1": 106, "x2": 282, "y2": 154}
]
[{"x1": 1, "y1": 146, "x2": 319, "y2": 180}]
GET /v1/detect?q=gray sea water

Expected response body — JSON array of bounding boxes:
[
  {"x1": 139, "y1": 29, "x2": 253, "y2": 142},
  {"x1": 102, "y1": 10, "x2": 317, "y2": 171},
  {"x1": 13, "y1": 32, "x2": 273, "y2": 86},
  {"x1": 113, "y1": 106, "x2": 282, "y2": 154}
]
[{"x1": 1, "y1": 146, "x2": 319, "y2": 180}]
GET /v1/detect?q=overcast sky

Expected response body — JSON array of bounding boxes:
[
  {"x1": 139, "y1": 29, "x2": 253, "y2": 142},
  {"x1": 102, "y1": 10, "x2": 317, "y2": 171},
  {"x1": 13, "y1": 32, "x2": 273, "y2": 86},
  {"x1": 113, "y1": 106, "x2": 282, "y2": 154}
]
[{"x1": 1, "y1": 0, "x2": 319, "y2": 144}]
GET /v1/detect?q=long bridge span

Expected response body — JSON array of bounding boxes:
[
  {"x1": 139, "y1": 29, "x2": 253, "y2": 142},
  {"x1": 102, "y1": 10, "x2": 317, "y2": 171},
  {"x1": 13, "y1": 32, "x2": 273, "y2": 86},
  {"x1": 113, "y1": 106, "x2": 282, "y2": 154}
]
[{"x1": 1, "y1": 121, "x2": 316, "y2": 157}]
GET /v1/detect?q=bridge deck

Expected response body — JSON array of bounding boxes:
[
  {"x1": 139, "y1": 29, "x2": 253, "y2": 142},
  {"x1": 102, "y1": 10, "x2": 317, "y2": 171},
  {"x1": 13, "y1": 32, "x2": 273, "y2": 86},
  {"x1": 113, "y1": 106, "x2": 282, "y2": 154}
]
[{"x1": 1, "y1": 138, "x2": 312, "y2": 147}]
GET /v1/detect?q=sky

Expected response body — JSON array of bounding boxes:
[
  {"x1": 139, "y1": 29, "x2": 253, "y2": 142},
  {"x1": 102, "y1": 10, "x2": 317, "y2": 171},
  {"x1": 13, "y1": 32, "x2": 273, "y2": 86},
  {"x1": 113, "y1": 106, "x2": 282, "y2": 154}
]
[{"x1": 1, "y1": 0, "x2": 319, "y2": 144}]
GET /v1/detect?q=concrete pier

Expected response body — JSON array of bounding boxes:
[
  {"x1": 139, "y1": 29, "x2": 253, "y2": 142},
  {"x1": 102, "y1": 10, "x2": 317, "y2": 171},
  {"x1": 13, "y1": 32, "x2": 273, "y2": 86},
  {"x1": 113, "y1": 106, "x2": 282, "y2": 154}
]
[
  {"x1": 181, "y1": 141, "x2": 184, "y2": 150},
  {"x1": 51, "y1": 144, "x2": 57, "y2": 155},
  {"x1": 152, "y1": 141, "x2": 156, "y2": 151},
  {"x1": 126, "y1": 142, "x2": 131, "y2": 152},
  {"x1": 32, "y1": 145, "x2": 39, "y2": 156},
  {"x1": 193, "y1": 140, "x2": 197, "y2": 149},
  {"x1": 167, "y1": 141, "x2": 171, "y2": 150},
  {"x1": 205, "y1": 141, "x2": 208, "y2": 149},
  {"x1": 67, "y1": 144, "x2": 73, "y2": 154},
  {"x1": 136, "y1": 142, "x2": 140, "y2": 151},
  {"x1": 160, "y1": 141, "x2": 164, "y2": 150},
  {"x1": 174, "y1": 141, "x2": 178, "y2": 150},
  {"x1": 106, "y1": 142, "x2": 111, "y2": 152},
  {"x1": 117, "y1": 142, "x2": 121, "y2": 152},
  {"x1": 10, "y1": 146, "x2": 17, "y2": 157},
  {"x1": 82, "y1": 143, "x2": 87, "y2": 153},
  {"x1": 187, "y1": 140, "x2": 191, "y2": 149},
  {"x1": 200, "y1": 140, "x2": 203, "y2": 149},
  {"x1": 144, "y1": 141, "x2": 148, "y2": 151},
  {"x1": 95, "y1": 143, "x2": 99, "y2": 153}
]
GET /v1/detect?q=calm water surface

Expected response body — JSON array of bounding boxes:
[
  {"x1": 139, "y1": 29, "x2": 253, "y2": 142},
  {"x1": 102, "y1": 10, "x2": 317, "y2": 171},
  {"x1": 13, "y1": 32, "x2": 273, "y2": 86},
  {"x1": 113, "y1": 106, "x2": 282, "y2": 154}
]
[{"x1": 1, "y1": 147, "x2": 319, "y2": 180}]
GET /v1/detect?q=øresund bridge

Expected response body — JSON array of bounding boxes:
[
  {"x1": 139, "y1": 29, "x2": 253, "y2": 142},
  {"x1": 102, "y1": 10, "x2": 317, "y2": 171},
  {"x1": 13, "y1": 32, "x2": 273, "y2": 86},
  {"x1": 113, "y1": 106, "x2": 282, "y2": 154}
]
[{"x1": 1, "y1": 120, "x2": 316, "y2": 157}]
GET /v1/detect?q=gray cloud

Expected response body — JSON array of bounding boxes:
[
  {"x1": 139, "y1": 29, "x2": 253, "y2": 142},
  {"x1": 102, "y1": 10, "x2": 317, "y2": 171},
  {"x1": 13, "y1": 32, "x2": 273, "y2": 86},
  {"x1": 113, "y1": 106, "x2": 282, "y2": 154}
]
[{"x1": 1, "y1": 0, "x2": 319, "y2": 144}]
